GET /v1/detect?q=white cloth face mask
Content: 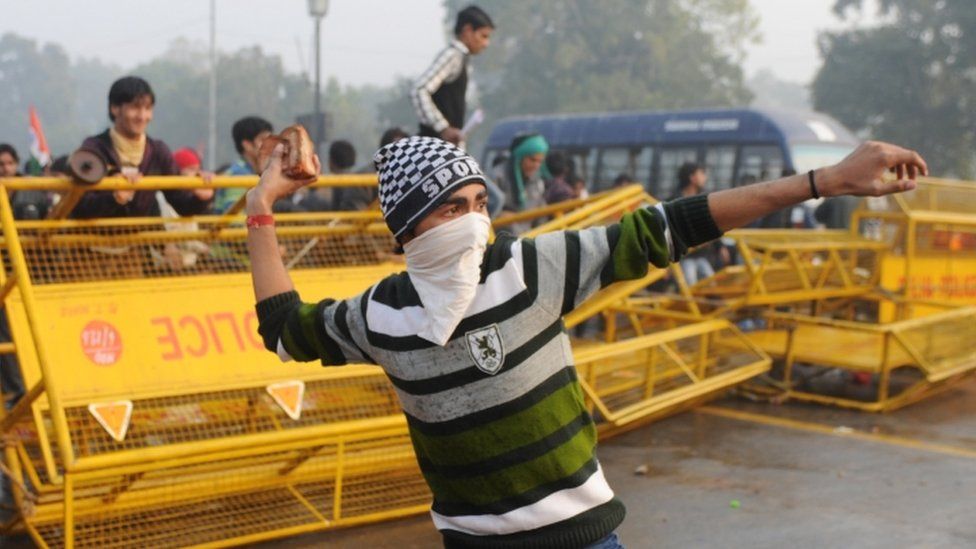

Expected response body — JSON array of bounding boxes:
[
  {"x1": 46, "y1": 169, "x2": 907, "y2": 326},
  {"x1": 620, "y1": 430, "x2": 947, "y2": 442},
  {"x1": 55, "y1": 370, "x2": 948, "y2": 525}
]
[{"x1": 403, "y1": 212, "x2": 492, "y2": 346}]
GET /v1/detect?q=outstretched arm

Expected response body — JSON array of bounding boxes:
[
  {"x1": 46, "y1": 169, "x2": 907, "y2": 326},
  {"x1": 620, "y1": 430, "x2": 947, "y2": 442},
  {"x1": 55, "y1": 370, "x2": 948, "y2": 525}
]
[
  {"x1": 708, "y1": 141, "x2": 927, "y2": 231},
  {"x1": 245, "y1": 144, "x2": 319, "y2": 301}
]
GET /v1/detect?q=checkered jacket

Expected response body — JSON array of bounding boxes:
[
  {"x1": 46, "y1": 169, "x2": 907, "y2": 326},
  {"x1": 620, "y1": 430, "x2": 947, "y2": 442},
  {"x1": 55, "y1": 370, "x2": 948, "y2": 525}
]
[{"x1": 412, "y1": 39, "x2": 469, "y2": 133}]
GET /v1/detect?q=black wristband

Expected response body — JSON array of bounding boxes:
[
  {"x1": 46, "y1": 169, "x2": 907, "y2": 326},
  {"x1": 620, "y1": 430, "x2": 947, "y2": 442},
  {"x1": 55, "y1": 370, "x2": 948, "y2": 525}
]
[{"x1": 807, "y1": 169, "x2": 821, "y2": 199}]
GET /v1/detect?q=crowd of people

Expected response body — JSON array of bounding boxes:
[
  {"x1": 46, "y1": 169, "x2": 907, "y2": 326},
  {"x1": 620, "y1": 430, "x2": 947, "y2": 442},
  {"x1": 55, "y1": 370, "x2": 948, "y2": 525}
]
[{"x1": 0, "y1": 79, "x2": 403, "y2": 222}]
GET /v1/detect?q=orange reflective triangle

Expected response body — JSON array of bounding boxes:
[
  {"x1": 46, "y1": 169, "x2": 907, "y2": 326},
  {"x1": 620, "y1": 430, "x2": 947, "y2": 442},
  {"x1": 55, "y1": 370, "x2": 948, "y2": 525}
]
[
  {"x1": 267, "y1": 380, "x2": 305, "y2": 420},
  {"x1": 88, "y1": 401, "x2": 133, "y2": 442}
]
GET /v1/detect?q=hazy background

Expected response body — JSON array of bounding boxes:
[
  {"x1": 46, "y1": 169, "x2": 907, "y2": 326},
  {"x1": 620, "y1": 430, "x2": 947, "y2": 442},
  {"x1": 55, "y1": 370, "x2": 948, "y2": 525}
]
[{"x1": 1, "y1": 0, "x2": 973, "y2": 176}]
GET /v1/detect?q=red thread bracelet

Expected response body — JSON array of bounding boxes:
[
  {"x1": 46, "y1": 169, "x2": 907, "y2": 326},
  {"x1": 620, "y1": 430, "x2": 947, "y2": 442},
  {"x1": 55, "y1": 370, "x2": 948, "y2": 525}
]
[{"x1": 246, "y1": 214, "x2": 275, "y2": 228}]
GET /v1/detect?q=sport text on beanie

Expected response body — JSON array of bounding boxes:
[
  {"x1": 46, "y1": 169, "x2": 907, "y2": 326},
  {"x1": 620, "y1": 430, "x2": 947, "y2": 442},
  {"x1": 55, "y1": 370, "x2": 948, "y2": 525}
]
[{"x1": 374, "y1": 136, "x2": 486, "y2": 239}]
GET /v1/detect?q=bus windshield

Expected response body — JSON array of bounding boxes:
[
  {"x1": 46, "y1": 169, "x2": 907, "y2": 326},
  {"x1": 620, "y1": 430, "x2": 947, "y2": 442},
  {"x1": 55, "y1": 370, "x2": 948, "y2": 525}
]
[{"x1": 790, "y1": 143, "x2": 855, "y2": 174}]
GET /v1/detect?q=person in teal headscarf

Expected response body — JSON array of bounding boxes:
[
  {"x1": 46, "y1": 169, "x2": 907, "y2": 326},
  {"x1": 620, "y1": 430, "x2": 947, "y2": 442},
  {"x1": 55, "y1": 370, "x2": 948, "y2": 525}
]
[{"x1": 494, "y1": 132, "x2": 551, "y2": 213}]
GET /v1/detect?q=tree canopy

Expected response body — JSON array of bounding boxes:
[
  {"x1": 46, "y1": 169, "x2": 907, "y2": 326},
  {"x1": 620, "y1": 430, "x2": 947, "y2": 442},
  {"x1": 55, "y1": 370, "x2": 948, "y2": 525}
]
[
  {"x1": 813, "y1": 0, "x2": 976, "y2": 177},
  {"x1": 2, "y1": 2, "x2": 765, "y2": 168},
  {"x1": 442, "y1": 0, "x2": 758, "y2": 117},
  {"x1": 0, "y1": 34, "x2": 83, "y2": 159},
  {"x1": 0, "y1": 34, "x2": 383, "y2": 169}
]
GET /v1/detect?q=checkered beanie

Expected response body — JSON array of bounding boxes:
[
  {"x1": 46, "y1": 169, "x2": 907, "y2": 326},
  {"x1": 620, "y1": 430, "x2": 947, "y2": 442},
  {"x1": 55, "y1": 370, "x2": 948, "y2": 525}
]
[{"x1": 374, "y1": 136, "x2": 486, "y2": 239}]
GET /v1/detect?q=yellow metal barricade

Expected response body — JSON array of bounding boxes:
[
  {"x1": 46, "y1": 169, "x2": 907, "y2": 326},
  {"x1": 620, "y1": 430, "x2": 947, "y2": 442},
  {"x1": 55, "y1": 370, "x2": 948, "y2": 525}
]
[
  {"x1": 685, "y1": 179, "x2": 976, "y2": 411},
  {"x1": 851, "y1": 178, "x2": 976, "y2": 317},
  {"x1": 573, "y1": 319, "x2": 769, "y2": 437},
  {"x1": 0, "y1": 175, "x2": 432, "y2": 548},
  {"x1": 691, "y1": 229, "x2": 888, "y2": 314},
  {"x1": 738, "y1": 295, "x2": 976, "y2": 412},
  {"x1": 496, "y1": 187, "x2": 772, "y2": 434}
]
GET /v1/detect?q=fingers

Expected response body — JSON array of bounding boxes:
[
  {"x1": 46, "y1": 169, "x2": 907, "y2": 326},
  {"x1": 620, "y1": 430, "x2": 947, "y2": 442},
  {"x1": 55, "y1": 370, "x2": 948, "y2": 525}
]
[
  {"x1": 262, "y1": 143, "x2": 285, "y2": 174},
  {"x1": 871, "y1": 177, "x2": 916, "y2": 197},
  {"x1": 271, "y1": 142, "x2": 285, "y2": 162},
  {"x1": 885, "y1": 146, "x2": 928, "y2": 178},
  {"x1": 194, "y1": 188, "x2": 215, "y2": 201},
  {"x1": 892, "y1": 179, "x2": 917, "y2": 194},
  {"x1": 113, "y1": 189, "x2": 134, "y2": 205},
  {"x1": 298, "y1": 154, "x2": 322, "y2": 187}
]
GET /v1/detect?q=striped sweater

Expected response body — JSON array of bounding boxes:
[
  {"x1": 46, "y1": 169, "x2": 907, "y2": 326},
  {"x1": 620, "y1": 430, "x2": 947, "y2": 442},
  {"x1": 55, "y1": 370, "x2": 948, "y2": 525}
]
[{"x1": 256, "y1": 195, "x2": 721, "y2": 548}]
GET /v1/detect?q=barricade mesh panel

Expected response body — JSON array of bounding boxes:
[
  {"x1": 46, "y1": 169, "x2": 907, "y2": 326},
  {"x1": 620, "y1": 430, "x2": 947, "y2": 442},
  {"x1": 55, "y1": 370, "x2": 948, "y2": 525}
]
[
  {"x1": 574, "y1": 323, "x2": 769, "y2": 425},
  {"x1": 895, "y1": 310, "x2": 976, "y2": 379},
  {"x1": 893, "y1": 180, "x2": 976, "y2": 215},
  {"x1": 27, "y1": 436, "x2": 428, "y2": 548},
  {"x1": 693, "y1": 231, "x2": 885, "y2": 301},
  {"x1": 858, "y1": 180, "x2": 976, "y2": 255},
  {"x1": 2, "y1": 211, "x2": 397, "y2": 285},
  {"x1": 60, "y1": 373, "x2": 399, "y2": 457}
]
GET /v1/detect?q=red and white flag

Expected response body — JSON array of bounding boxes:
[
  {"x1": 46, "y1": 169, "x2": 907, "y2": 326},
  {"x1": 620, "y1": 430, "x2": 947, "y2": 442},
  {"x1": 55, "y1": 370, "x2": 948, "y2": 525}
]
[{"x1": 29, "y1": 105, "x2": 51, "y2": 167}]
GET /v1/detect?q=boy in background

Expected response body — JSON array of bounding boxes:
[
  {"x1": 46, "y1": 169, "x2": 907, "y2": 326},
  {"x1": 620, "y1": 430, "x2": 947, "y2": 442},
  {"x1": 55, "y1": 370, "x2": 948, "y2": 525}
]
[{"x1": 412, "y1": 5, "x2": 494, "y2": 145}]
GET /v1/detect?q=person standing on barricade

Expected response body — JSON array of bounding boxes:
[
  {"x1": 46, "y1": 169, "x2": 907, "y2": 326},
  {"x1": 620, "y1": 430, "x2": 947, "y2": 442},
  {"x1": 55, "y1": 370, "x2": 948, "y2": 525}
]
[
  {"x1": 412, "y1": 5, "x2": 493, "y2": 146},
  {"x1": 246, "y1": 135, "x2": 925, "y2": 548},
  {"x1": 71, "y1": 76, "x2": 213, "y2": 219},
  {"x1": 412, "y1": 5, "x2": 506, "y2": 217}
]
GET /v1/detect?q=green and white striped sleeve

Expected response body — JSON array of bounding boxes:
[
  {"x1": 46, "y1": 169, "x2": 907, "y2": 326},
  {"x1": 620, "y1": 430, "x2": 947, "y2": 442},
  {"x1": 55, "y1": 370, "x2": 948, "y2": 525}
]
[
  {"x1": 255, "y1": 290, "x2": 374, "y2": 366},
  {"x1": 530, "y1": 194, "x2": 723, "y2": 315}
]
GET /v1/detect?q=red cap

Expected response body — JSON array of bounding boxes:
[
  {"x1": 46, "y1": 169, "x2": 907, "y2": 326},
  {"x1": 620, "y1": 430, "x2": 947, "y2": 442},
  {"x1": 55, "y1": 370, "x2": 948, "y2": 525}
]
[{"x1": 173, "y1": 147, "x2": 201, "y2": 171}]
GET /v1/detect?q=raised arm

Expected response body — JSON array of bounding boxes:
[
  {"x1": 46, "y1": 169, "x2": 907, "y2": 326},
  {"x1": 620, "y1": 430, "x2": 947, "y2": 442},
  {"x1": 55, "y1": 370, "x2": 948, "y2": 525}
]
[
  {"x1": 245, "y1": 146, "x2": 374, "y2": 366},
  {"x1": 708, "y1": 141, "x2": 927, "y2": 231},
  {"x1": 245, "y1": 144, "x2": 319, "y2": 301}
]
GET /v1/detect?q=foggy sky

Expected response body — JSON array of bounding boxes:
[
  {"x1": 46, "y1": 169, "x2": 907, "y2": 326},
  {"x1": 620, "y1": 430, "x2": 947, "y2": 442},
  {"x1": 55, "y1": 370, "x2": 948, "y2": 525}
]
[{"x1": 1, "y1": 0, "x2": 877, "y2": 86}]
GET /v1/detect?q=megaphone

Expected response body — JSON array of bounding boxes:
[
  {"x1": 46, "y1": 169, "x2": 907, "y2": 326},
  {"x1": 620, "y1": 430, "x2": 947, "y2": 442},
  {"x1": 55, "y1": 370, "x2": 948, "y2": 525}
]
[{"x1": 67, "y1": 148, "x2": 108, "y2": 186}]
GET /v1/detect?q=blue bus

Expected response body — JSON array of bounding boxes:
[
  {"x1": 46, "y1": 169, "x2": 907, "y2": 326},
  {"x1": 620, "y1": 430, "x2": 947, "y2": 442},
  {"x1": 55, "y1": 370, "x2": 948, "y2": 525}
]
[{"x1": 481, "y1": 108, "x2": 859, "y2": 199}]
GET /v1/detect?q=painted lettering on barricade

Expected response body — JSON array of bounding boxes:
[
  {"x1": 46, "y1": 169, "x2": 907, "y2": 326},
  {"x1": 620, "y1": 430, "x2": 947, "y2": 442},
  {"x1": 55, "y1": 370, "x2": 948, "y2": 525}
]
[
  {"x1": 880, "y1": 255, "x2": 976, "y2": 321},
  {"x1": 894, "y1": 274, "x2": 976, "y2": 300},
  {"x1": 150, "y1": 311, "x2": 265, "y2": 361},
  {"x1": 25, "y1": 266, "x2": 397, "y2": 399}
]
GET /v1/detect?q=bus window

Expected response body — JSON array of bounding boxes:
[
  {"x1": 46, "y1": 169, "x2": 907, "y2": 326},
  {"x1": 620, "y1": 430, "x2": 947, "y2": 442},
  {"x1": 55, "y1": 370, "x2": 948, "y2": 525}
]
[
  {"x1": 633, "y1": 147, "x2": 653, "y2": 187},
  {"x1": 704, "y1": 146, "x2": 736, "y2": 191},
  {"x1": 656, "y1": 148, "x2": 698, "y2": 199},
  {"x1": 736, "y1": 145, "x2": 784, "y2": 186},
  {"x1": 594, "y1": 148, "x2": 648, "y2": 191},
  {"x1": 596, "y1": 147, "x2": 654, "y2": 190},
  {"x1": 483, "y1": 149, "x2": 502, "y2": 172},
  {"x1": 571, "y1": 148, "x2": 598, "y2": 186}
]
